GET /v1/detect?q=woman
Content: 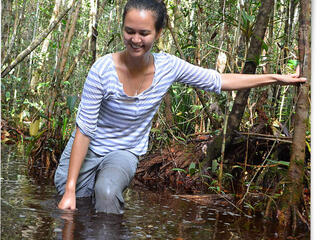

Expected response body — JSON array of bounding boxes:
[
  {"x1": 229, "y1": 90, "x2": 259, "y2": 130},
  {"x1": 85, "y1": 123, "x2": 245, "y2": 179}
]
[{"x1": 55, "y1": 0, "x2": 306, "y2": 214}]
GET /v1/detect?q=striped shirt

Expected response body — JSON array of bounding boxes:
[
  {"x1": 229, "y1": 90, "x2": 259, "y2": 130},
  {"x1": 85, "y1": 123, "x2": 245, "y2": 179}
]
[{"x1": 76, "y1": 52, "x2": 221, "y2": 156}]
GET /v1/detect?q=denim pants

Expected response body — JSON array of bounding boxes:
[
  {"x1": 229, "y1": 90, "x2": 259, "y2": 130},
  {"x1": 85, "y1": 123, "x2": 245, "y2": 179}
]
[{"x1": 54, "y1": 131, "x2": 138, "y2": 214}]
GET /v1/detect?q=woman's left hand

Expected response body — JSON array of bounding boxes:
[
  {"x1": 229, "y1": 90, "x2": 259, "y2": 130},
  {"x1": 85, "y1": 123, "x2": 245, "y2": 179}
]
[
  {"x1": 276, "y1": 66, "x2": 307, "y2": 85},
  {"x1": 275, "y1": 74, "x2": 307, "y2": 85}
]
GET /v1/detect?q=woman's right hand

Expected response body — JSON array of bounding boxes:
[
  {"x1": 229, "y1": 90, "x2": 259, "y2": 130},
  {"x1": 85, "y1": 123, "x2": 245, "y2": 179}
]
[
  {"x1": 58, "y1": 128, "x2": 90, "y2": 211},
  {"x1": 58, "y1": 190, "x2": 76, "y2": 210}
]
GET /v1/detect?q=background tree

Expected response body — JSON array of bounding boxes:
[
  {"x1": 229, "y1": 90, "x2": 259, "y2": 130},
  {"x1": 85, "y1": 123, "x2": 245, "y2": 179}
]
[
  {"x1": 1, "y1": 0, "x2": 310, "y2": 234},
  {"x1": 278, "y1": 0, "x2": 311, "y2": 235}
]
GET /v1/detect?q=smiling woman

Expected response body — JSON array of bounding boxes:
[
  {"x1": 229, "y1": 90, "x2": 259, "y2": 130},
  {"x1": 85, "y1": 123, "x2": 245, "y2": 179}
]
[
  {"x1": 54, "y1": 0, "x2": 306, "y2": 214},
  {"x1": 122, "y1": 9, "x2": 161, "y2": 55},
  {"x1": 117, "y1": 6, "x2": 163, "y2": 96}
]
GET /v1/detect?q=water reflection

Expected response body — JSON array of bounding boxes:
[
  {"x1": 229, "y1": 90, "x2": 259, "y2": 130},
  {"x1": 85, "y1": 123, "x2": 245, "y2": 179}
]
[
  {"x1": 1, "y1": 145, "x2": 309, "y2": 240},
  {"x1": 56, "y1": 198, "x2": 131, "y2": 240}
]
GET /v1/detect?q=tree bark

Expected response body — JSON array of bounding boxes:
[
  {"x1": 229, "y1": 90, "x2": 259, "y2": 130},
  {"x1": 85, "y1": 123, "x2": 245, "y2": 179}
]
[
  {"x1": 167, "y1": 17, "x2": 216, "y2": 127},
  {"x1": 1, "y1": 0, "x2": 77, "y2": 78},
  {"x1": 1, "y1": 0, "x2": 13, "y2": 59},
  {"x1": 63, "y1": 0, "x2": 109, "y2": 83},
  {"x1": 2, "y1": 0, "x2": 26, "y2": 66},
  {"x1": 278, "y1": 0, "x2": 310, "y2": 234},
  {"x1": 89, "y1": 0, "x2": 98, "y2": 64},
  {"x1": 206, "y1": 0, "x2": 274, "y2": 163},
  {"x1": 47, "y1": 0, "x2": 81, "y2": 120},
  {"x1": 56, "y1": 0, "x2": 81, "y2": 84},
  {"x1": 226, "y1": 0, "x2": 275, "y2": 137},
  {"x1": 30, "y1": 0, "x2": 61, "y2": 92}
]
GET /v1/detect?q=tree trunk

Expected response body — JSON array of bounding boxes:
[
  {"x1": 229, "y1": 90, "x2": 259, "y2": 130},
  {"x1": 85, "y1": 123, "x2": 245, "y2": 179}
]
[
  {"x1": 229, "y1": 1, "x2": 242, "y2": 73},
  {"x1": 28, "y1": 0, "x2": 40, "y2": 82},
  {"x1": 227, "y1": 0, "x2": 275, "y2": 137},
  {"x1": 63, "y1": 0, "x2": 108, "y2": 83},
  {"x1": 56, "y1": 0, "x2": 81, "y2": 83},
  {"x1": 1, "y1": 0, "x2": 77, "y2": 78},
  {"x1": 2, "y1": 0, "x2": 26, "y2": 66},
  {"x1": 47, "y1": 0, "x2": 81, "y2": 121},
  {"x1": 206, "y1": 0, "x2": 274, "y2": 163},
  {"x1": 278, "y1": 0, "x2": 310, "y2": 235},
  {"x1": 89, "y1": 0, "x2": 98, "y2": 64},
  {"x1": 30, "y1": 0, "x2": 61, "y2": 92},
  {"x1": 167, "y1": 16, "x2": 216, "y2": 128},
  {"x1": 1, "y1": 0, "x2": 13, "y2": 59}
]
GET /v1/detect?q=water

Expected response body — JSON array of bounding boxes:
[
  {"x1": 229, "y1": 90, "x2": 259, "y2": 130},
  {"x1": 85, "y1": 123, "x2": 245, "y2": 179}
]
[{"x1": 1, "y1": 145, "x2": 309, "y2": 240}]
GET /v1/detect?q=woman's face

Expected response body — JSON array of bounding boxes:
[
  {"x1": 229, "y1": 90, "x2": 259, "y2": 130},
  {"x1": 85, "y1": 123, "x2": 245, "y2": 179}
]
[{"x1": 123, "y1": 9, "x2": 161, "y2": 58}]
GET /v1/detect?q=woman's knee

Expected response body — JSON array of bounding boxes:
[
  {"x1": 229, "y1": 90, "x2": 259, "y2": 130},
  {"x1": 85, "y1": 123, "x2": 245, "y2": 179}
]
[
  {"x1": 94, "y1": 178, "x2": 124, "y2": 213},
  {"x1": 95, "y1": 178, "x2": 118, "y2": 199}
]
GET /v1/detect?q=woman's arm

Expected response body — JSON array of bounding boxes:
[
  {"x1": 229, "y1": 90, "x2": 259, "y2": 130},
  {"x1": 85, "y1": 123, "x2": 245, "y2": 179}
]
[
  {"x1": 58, "y1": 127, "x2": 90, "y2": 210},
  {"x1": 221, "y1": 73, "x2": 306, "y2": 91}
]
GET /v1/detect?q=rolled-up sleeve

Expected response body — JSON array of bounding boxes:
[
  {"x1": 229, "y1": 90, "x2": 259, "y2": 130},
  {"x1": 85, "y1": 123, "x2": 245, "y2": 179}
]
[
  {"x1": 76, "y1": 64, "x2": 104, "y2": 139},
  {"x1": 171, "y1": 54, "x2": 221, "y2": 94}
]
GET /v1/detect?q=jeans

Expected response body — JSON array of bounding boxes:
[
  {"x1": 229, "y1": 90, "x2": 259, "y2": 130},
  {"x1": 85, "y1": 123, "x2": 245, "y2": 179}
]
[{"x1": 54, "y1": 131, "x2": 138, "y2": 214}]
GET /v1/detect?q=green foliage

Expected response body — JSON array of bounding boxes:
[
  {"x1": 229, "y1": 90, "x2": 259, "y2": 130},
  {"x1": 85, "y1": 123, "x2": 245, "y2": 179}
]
[
  {"x1": 267, "y1": 159, "x2": 290, "y2": 167},
  {"x1": 1, "y1": 1, "x2": 311, "y2": 217},
  {"x1": 287, "y1": 59, "x2": 299, "y2": 70},
  {"x1": 66, "y1": 95, "x2": 78, "y2": 113},
  {"x1": 172, "y1": 162, "x2": 199, "y2": 176}
]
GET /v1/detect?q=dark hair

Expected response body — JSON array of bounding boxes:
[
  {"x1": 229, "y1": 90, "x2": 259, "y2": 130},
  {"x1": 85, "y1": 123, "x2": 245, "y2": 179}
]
[{"x1": 122, "y1": 0, "x2": 168, "y2": 33}]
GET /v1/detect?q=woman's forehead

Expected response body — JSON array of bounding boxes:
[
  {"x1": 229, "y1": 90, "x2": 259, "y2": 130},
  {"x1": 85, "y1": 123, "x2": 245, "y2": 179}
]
[{"x1": 124, "y1": 9, "x2": 156, "y2": 29}]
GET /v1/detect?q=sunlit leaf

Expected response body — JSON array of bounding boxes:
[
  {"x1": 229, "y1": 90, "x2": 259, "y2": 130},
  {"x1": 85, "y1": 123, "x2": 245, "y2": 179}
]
[
  {"x1": 216, "y1": 51, "x2": 227, "y2": 73},
  {"x1": 267, "y1": 159, "x2": 290, "y2": 166},
  {"x1": 306, "y1": 140, "x2": 311, "y2": 153},
  {"x1": 29, "y1": 119, "x2": 40, "y2": 136},
  {"x1": 172, "y1": 168, "x2": 187, "y2": 174},
  {"x1": 288, "y1": 59, "x2": 299, "y2": 67},
  {"x1": 211, "y1": 160, "x2": 218, "y2": 173}
]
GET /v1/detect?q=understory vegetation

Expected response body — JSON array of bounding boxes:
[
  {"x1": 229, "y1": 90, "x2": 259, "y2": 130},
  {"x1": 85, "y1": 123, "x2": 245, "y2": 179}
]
[{"x1": 1, "y1": 0, "x2": 310, "y2": 236}]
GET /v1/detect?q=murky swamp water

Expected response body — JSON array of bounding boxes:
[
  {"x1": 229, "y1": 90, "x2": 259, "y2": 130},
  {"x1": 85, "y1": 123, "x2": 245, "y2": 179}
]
[{"x1": 1, "y1": 145, "x2": 309, "y2": 240}]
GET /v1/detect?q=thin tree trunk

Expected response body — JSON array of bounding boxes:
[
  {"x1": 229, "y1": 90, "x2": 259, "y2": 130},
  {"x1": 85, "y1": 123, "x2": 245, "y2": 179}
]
[
  {"x1": 1, "y1": 0, "x2": 13, "y2": 59},
  {"x1": 55, "y1": 1, "x2": 74, "y2": 74},
  {"x1": 63, "y1": 0, "x2": 109, "y2": 83},
  {"x1": 2, "y1": 0, "x2": 26, "y2": 66},
  {"x1": 206, "y1": 0, "x2": 275, "y2": 163},
  {"x1": 30, "y1": 0, "x2": 61, "y2": 92},
  {"x1": 167, "y1": 17, "x2": 216, "y2": 127},
  {"x1": 47, "y1": 0, "x2": 81, "y2": 121},
  {"x1": 264, "y1": 2, "x2": 274, "y2": 74},
  {"x1": 289, "y1": 0, "x2": 298, "y2": 43},
  {"x1": 56, "y1": 0, "x2": 81, "y2": 83},
  {"x1": 230, "y1": 1, "x2": 242, "y2": 73},
  {"x1": 28, "y1": 0, "x2": 40, "y2": 81},
  {"x1": 194, "y1": 3, "x2": 202, "y2": 133},
  {"x1": 283, "y1": 0, "x2": 290, "y2": 64},
  {"x1": 1, "y1": 0, "x2": 77, "y2": 78},
  {"x1": 226, "y1": 0, "x2": 275, "y2": 137},
  {"x1": 217, "y1": 0, "x2": 226, "y2": 51},
  {"x1": 89, "y1": 0, "x2": 98, "y2": 64},
  {"x1": 115, "y1": 0, "x2": 124, "y2": 32},
  {"x1": 278, "y1": 0, "x2": 310, "y2": 235}
]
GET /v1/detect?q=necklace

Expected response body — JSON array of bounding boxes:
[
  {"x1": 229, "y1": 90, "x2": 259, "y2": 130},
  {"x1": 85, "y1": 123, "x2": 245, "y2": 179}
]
[
  {"x1": 134, "y1": 72, "x2": 145, "y2": 96},
  {"x1": 123, "y1": 52, "x2": 152, "y2": 96}
]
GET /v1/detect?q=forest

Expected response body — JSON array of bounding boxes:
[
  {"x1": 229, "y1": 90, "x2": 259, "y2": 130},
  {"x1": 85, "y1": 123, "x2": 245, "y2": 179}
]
[{"x1": 1, "y1": 0, "x2": 311, "y2": 238}]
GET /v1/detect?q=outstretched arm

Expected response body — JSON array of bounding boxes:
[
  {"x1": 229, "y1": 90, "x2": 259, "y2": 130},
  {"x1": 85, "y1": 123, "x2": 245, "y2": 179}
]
[
  {"x1": 221, "y1": 73, "x2": 306, "y2": 91},
  {"x1": 58, "y1": 127, "x2": 90, "y2": 210}
]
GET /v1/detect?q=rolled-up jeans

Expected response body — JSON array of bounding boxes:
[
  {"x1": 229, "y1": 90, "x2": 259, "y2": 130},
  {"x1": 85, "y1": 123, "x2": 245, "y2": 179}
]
[{"x1": 54, "y1": 131, "x2": 138, "y2": 214}]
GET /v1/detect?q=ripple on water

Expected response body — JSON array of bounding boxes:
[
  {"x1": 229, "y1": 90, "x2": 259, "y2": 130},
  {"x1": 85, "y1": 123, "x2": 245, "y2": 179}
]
[{"x1": 1, "y1": 145, "x2": 310, "y2": 240}]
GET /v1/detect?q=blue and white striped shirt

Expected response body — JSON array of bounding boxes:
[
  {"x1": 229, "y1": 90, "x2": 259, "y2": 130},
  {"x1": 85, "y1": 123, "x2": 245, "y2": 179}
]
[{"x1": 76, "y1": 52, "x2": 221, "y2": 156}]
